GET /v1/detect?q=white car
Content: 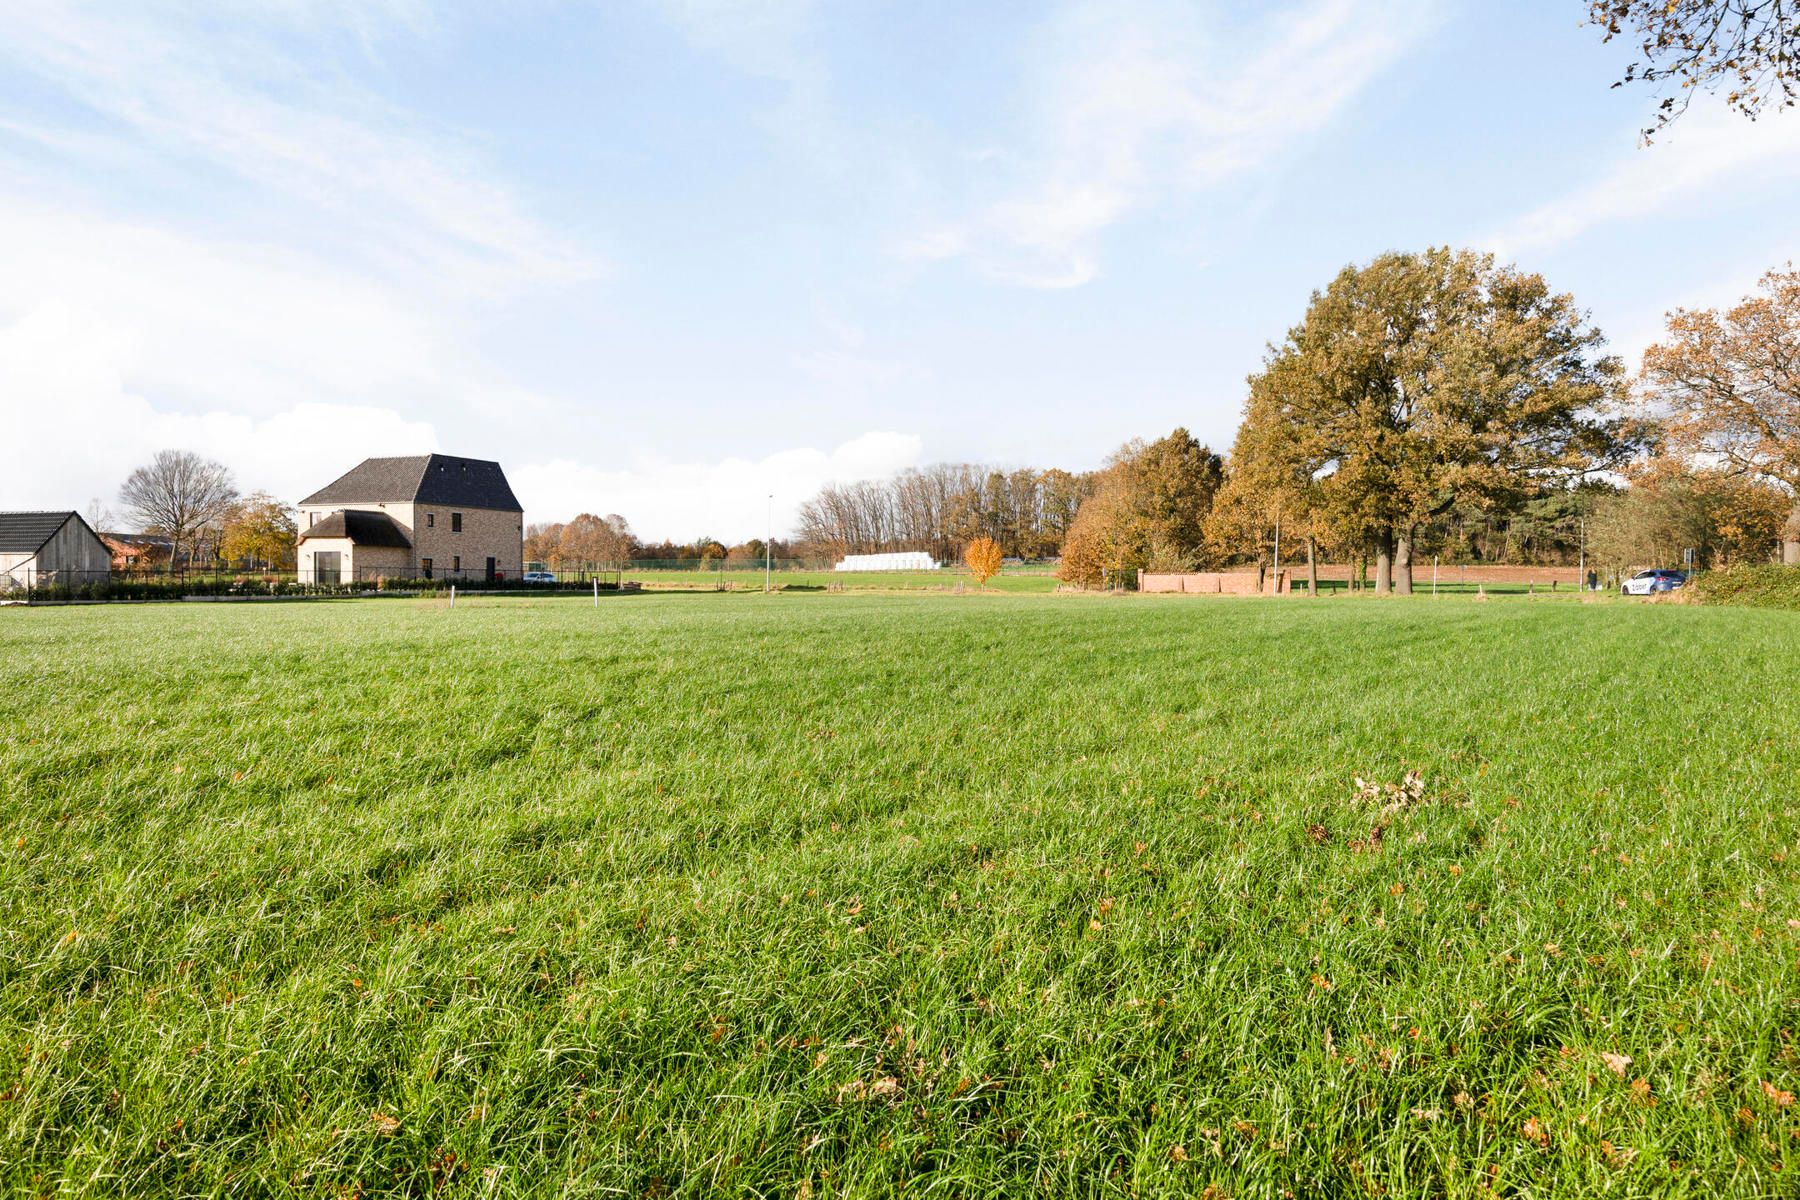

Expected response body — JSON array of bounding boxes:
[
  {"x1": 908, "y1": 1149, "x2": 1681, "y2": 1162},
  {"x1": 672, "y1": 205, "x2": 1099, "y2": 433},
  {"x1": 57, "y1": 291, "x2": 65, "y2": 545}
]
[
  {"x1": 522, "y1": 571, "x2": 557, "y2": 584},
  {"x1": 1621, "y1": 569, "x2": 1686, "y2": 596}
]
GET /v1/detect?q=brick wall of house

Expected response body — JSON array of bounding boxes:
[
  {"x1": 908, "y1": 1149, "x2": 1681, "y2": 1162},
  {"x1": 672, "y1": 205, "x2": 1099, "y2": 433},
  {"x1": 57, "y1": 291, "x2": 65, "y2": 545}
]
[
  {"x1": 410, "y1": 505, "x2": 523, "y2": 579},
  {"x1": 298, "y1": 539, "x2": 414, "y2": 582}
]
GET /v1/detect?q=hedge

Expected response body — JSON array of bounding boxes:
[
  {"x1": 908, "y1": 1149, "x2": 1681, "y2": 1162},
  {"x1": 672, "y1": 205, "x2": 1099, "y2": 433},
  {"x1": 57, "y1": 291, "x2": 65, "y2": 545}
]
[{"x1": 1692, "y1": 563, "x2": 1800, "y2": 611}]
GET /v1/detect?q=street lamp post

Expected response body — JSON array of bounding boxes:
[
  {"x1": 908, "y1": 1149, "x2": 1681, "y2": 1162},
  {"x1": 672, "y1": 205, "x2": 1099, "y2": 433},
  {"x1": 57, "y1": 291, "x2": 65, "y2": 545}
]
[{"x1": 1271, "y1": 507, "x2": 1282, "y2": 595}]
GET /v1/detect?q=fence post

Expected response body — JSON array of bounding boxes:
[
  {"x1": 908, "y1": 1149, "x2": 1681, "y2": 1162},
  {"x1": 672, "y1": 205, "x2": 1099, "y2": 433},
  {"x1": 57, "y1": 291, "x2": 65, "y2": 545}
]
[{"x1": 450, "y1": 584, "x2": 456, "y2": 609}]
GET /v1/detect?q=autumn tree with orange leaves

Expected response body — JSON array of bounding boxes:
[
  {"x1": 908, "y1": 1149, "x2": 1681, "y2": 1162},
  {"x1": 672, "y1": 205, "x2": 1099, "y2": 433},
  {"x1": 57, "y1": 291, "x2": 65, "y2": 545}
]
[
  {"x1": 1641, "y1": 267, "x2": 1800, "y2": 565},
  {"x1": 963, "y1": 536, "x2": 1003, "y2": 586}
]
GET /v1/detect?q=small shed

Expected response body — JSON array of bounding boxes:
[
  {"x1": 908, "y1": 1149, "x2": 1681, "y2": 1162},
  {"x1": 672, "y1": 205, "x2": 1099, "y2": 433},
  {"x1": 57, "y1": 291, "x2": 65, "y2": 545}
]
[{"x1": 0, "y1": 511, "x2": 112, "y2": 591}]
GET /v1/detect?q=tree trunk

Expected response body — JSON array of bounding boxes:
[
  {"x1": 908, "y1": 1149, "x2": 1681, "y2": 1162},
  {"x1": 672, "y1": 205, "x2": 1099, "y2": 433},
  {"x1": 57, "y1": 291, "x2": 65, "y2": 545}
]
[
  {"x1": 1395, "y1": 527, "x2": 1414, "y2": 595},
  {"x1": 1785, "y1": 502, "x2": 1800, "y2": 565},
  {"x1": 1306, "y1": 536, "x2": 1318, "y2": 596},
  {"x1": 1374, "y1": 529, "x2": 1394, "y2": 595}
]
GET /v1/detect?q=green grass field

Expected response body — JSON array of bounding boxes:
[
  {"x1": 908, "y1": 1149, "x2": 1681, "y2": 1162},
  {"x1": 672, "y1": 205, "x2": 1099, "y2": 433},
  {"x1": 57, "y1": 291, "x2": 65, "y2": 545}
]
[
  {"x1": 2, "y1": 593, "x2": 1797, "y2": 1197},
  {"x1": 621, "y1": 566, "x2": 1058, "y2": 593}
]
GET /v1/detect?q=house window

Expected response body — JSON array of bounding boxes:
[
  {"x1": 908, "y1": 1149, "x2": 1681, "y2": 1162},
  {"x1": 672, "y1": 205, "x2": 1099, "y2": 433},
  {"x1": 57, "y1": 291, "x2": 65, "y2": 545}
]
[
  {"x1": 453, "y1": 555, "x2": 461, "y2": 572},
  {"x1": 308, "y1": 512, "x2": 316, "y2": 527},
  {"x1": 420, "y1": 557, "x2": 433, "y2": 580},
  {"x1": 451, "y1": 512, "x2": 462, "y2": 533},
  {"x1": 427, "y1": 513, "x2": 435, "y2": 528}
]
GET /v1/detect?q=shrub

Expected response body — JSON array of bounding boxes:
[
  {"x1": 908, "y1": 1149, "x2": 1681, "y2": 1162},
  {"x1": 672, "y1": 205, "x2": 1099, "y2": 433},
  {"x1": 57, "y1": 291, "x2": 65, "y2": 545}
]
[{"x1": 1693, "y1": 564, "x2": 1800, "y2": 611}]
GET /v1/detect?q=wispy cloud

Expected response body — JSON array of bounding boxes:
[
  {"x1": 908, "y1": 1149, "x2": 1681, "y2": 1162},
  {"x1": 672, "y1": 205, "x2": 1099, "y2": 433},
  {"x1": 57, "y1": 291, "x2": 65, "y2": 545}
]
[
  {"x1": 901, "y1": 0, "x2": 1437, "y2": 288},
  {"x1": 0, "y1": 0, "x2": 593, "y2": 294},
  {"x1": 1489, "y1": 107, "x2": 1800, "y2": 258},
  {"x1": 648, "y1": 0, "x2": 842, "y2": 171}
]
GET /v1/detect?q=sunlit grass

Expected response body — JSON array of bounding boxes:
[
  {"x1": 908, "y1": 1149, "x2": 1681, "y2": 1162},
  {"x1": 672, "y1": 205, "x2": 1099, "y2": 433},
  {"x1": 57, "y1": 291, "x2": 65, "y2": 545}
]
[
  {"x1": 621, "y1": 566, "x2": 1058, "y2": 592},
  {"x1": 1, "y1": 593, "x2": 1796, "y2": 1197}
]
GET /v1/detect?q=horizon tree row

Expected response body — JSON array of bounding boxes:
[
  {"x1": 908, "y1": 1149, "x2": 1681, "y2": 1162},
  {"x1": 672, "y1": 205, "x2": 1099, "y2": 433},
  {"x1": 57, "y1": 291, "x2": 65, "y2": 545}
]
[{"x1": 792, "y1": 463, "x2": 1092, "y2": 562}]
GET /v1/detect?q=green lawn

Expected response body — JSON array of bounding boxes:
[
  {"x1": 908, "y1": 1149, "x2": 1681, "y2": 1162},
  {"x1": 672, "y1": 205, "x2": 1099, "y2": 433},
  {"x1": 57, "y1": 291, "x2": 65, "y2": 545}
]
[
  {"x1": 2, "y1": 594, "x2": 1797, "y2": 1197},
  {"x1": 622, "y1": 566, "x2": 1058, "y2": 593}
]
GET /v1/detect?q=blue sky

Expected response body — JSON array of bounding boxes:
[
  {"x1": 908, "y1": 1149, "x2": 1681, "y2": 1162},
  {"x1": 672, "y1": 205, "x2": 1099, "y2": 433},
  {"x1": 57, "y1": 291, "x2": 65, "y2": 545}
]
[{"x1": 4, "y1": 0, "x2": 1798, "y2": 540}]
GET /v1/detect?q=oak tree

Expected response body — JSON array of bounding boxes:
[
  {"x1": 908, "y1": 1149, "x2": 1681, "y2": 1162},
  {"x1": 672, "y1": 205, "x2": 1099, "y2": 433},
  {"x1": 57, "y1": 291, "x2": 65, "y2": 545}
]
[
  {"x1": 1589, "y1": 1, "x2": 1799, "y2": 138},
  {"x1": 1055, "y1": 430, "x2": 1224, "y2": 588},
  {"x1": 1238, "y1": 248, "x2": 1632, "y2": 594},
  {"x1": 1640, "y1": 266, "x2": 1800, "y2": 563},
  {"x1": 219, "y1": 493, "x2": 298, "y2": 570}
]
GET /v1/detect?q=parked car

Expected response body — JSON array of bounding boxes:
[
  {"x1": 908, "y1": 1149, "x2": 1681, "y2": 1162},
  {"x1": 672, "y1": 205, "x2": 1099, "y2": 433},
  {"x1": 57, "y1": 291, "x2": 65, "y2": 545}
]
[
  {"x1": 1621, "y1": 568, "x2": 1687, "y2": 596},
  {"x1": 522, "y1": 570, "x2": 557, "y2": 584}
]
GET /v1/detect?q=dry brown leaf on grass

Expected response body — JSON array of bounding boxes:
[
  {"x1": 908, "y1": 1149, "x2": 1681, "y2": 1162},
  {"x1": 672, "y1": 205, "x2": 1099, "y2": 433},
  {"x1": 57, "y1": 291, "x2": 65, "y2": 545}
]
[
  {"x1": 1354, "y1": 770, "x2": 1426, "y2": 815},
  {"x1": 1522, "y1": 1116, "x2": 1549, "y2": 1147},
  {"x1": 1762, "y1": 1080, "x2": 1795, "y2": 1107},
  {"x1": 1600, "y1": 1052, "x2": 1632, "y2": 1078},
  {"x1": 836, "y1": 1076, "x2": 901, "y2": 1104},
  {"x1": 369, "y1": 1112, "x2": 401, "y2": 1135}
]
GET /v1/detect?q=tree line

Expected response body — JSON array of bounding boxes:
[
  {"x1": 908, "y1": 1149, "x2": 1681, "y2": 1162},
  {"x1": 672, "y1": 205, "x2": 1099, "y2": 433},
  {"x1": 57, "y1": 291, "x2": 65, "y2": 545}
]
[
  {"x1": 793, "y1": 250, "x2": 1799, "y2": 589},
  {"x1": 523, "y1": 515, "x2": 799, "y2": 569},
  {"x1": 105, "y1": 449, "x2": 296, "y2": 571},
  {"x1": 792, "y1": 464, "x2": 1091, "y2": 562},
  {"x1": 108, "y1": 255, "x2": 1798, "y2": 587}
]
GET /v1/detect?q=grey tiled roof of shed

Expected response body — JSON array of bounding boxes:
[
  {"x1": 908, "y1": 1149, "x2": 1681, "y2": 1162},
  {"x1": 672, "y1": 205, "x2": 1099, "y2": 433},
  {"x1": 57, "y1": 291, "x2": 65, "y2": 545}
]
[
  {"x1": 300, "y1": 455, "x2": 523, "y2": 511},
  {"x1": 0, "y1": 511, "x2": 80, "y2": 554},
  {"x1": 297, "y1": 509, "x2": 414, "y2": 547}
]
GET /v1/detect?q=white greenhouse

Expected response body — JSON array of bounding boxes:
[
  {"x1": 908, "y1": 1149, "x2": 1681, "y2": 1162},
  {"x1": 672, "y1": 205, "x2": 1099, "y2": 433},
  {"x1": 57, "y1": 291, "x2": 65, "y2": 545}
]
[{"x1": 833, "y1": 551, "x2": 940, "y2": 572}]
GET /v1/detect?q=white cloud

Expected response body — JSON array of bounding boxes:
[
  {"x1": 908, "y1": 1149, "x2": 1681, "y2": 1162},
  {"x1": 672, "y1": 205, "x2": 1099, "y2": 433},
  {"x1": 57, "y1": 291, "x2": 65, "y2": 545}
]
[
  {"x1": 0, "y1": 298, "x2": 440, "y2": 516},
  {"x1": 0, "y1": 3, "x2": 591, "y2": 520},
  {"x1": 903, "y1": 0, "x2": 1437, "y2": 288},
  {"x1": 517, "y1": 431, "x2": 924, "y2": 542},
  {"x1": 1489, "y1": 107, "x2": 1800, "y2": 258},
  {"x1": 0, "y1": 1, "x2": 593, "y2": 295}
]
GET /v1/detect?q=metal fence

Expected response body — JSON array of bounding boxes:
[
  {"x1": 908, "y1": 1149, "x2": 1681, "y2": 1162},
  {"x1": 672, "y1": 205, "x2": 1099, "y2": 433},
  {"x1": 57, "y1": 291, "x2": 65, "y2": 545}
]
[
  {"x1": 535, "y1": 557, "x2": 828, "y2": 573},
  {"x1": 2, "y1": 567, "x2": 629, "y2": 603}
]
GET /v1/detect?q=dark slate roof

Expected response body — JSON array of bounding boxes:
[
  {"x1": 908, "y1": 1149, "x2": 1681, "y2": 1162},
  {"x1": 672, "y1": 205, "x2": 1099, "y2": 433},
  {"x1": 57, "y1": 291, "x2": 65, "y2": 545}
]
[
  {"x1": 297, "y1": 509, "x2": 414, "y2": 548},
  {"x1": 0, "y1": 511, "x2": 80, "y2": 554},
  {"x1": 301, "y1": 454, "x2": 522, "y2": 511}
]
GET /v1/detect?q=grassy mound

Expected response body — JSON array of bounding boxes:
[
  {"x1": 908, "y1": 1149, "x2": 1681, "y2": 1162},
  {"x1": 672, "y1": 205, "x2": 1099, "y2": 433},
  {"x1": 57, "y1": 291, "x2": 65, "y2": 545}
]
[{"x1": 1694, "y1": 563, "x2": 1800, "y2": 610}]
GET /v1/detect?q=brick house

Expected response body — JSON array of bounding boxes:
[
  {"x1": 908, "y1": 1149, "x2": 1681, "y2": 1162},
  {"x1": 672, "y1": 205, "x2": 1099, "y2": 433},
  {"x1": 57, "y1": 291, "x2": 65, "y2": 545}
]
[{"x1": 296, "y1": 455, "x2": 524, "y2": 583}]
